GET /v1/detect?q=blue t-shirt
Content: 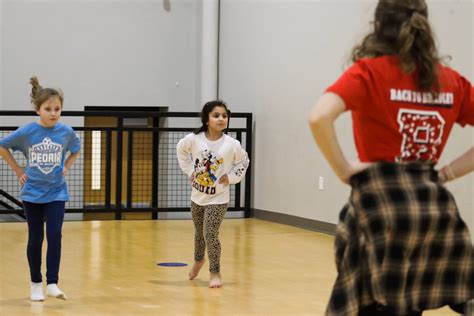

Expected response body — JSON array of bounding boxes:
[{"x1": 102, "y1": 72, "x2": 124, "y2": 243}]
[{"x1": 0, "y1": 122, "x2": 81, "y2": 203}]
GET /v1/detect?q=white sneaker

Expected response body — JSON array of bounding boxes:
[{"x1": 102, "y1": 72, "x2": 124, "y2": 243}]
[
  {"x1": 30, "y1": 282, "x2": 44, "y2": 301},
  {"x1": 46, "y1": 284, "x2": 67, "y2": 300}
]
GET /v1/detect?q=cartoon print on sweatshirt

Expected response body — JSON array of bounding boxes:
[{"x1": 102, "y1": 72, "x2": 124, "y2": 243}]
[{"x1": 193, "y1": 149, "x2": 224, "y2": 191}]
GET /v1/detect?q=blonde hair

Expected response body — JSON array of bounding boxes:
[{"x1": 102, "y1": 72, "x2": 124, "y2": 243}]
[{"x1": 30, "y1": 76, "x2": 64, "y2": 110}]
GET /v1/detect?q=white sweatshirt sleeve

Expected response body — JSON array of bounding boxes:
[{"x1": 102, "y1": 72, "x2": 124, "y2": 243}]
[
  {"x1": 176, "y1": 134, "x2": 195, "y2": 178},
  {"x1": 228, "y1": 139, "x2": 250, "y2": 185}
]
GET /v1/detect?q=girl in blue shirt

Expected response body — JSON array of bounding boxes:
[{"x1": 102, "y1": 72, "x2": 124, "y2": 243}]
[{"x1": 0, "y1": 76, "x2": 80, "y2": 301}]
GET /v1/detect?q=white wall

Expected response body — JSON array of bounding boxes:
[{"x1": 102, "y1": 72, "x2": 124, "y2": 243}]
[
  {"x1": 0, "y1": 0, "x2": 3, "y2": 110},
  {"x1": 219, "y1": 0, "x2": 473, "y2": 234},
  {"x1": 1, "y1": 0, "x2": 202, "y2": 117},
  {"x1": 434, "y1": 0, "x2": 474, "y2": 235}
]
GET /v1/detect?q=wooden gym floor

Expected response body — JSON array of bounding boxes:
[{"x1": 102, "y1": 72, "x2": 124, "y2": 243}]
[{"x1": 0, "y1": 219, "x2": 458, "y2": 315}]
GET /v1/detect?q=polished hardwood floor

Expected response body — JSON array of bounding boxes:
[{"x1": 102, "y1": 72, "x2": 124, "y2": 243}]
[{"x1": 0, "y1": 219, "x2": 458, "y2": 315}]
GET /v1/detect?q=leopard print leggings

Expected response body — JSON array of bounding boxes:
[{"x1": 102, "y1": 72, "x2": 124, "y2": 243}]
[{"x1": 191, "y1": 202, "x2": 228, "y2": 273}]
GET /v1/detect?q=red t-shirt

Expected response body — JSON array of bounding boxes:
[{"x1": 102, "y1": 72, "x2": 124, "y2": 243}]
[{"x1": 326, "y1": 56, "x2": 473, "y2": 162}]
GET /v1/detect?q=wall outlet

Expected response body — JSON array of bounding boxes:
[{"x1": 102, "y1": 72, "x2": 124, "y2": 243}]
[{"x1": 318, "y1": 176, "x2": 324, "y2": 190}]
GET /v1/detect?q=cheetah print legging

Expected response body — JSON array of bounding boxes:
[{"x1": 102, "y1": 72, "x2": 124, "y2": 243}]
[{"x1": 191, "y1": 202, "x2": 228, "y2": 273}]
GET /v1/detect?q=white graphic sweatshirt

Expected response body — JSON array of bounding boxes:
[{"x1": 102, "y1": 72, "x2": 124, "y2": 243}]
[{"x1": 176, "y1": 132, "x2": 249, "y2": 206}]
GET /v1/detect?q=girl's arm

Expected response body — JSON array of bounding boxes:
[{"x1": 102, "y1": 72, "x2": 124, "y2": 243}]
[
  {"x1": 225, "y1": 144, "x2": 249, "y2": 185},
  {"x1": 438, "y1": 147, "x2": 474, "y2": 183},
  {"x1": 0, "y1": 146, "x2": 27, "y2": 185},
  {"x1": 62, "y1": 152, "x2": 80, "y2": 176},
  {"x1": 308, "y1": 92, "x2": 371, "y2": 184},
  {"x1": 176, "y1": 135, "x2": 195, "y2": 179}
]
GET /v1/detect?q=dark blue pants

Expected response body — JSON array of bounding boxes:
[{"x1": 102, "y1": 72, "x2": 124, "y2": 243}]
[{"x1": 23, "y1": 201, "x2": 65, "y2": 284}]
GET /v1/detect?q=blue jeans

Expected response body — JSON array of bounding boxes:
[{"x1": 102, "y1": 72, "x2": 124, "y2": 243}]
[{"x1": 23, "y1": 201, "x2": 65, "y2": 284}]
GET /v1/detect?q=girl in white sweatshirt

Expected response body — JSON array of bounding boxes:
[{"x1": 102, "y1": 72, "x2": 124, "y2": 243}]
[{"x1": 176, "y1": 100, "x2": 249, "y2": 288}]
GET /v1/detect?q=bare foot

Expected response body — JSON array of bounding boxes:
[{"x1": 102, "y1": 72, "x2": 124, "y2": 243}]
[
  {"x1": 189, "y1": 260, "x2": 205, "y2": 280},
  {"x1": 209, "y1": 273, "x2": 222, "y2": 288}
]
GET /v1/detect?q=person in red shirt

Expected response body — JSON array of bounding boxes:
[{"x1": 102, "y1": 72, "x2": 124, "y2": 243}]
[{"x1": 309, "y1": 0, "x2": 473, "y2": 315}]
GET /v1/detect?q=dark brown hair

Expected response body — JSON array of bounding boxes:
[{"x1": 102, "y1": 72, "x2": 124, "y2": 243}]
[
  {"x1": 351, "y1": 0, "x2": 440, "y2": 92},
  {"x1": 194, "y1": 100, "x2": 230, "y2": 134},
  {"x1": 30, "y1": 76, "x2": 64, "y2": 110}
]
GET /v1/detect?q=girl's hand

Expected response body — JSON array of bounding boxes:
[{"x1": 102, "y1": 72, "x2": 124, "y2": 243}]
[
  {"x1": 437, "y1": 164, "x2": 455, "y2": 183},
  {"x1": 341, "y1": 161, "x2": 373, "y2": 184},
  {"x1": 218, "y1": 174, "x2": 229, "y2": 186},
  {"x1": 16, "y1": 168, "x2": 28, "y2": 186},
  {"x1": 438, "y1": 168, "x2": 448, "y2": 183},
  {"x1": 189, "y1": 172, "x2": 195, "y2": 183},
  {"x1": 62, "y1": 167, "x2": 69, "y2": 176}
]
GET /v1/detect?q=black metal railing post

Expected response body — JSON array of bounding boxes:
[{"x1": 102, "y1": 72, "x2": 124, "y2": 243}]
[
  {"x1": 105, "y1": 130, "x2": 112, "y2": 209},
  {"x1": 152, "y1": 118, "x2": 160, "y2": 220},
  {"x1": 235, "y1": 131, "x2": 242, "y2": 210},
  {"x1": 126, "y1": 130, "x2": 134, "y2": 210},
  {"x1": 244, "y1": 114, "x2": 253, "y2": 218},
  {"x1": 115, "y1": 117, "x2": 124, "y2": 220}
]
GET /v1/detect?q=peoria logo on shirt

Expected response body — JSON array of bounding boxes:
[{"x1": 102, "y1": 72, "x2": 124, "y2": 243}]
[{"x1": 29, "y1": 137, "x2": 63, "y2": 175}]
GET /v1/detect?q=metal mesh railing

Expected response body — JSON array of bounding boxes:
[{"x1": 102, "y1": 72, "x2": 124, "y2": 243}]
[{"x1": 0, "y1": 110, "x2": 252, "y2": 219}]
